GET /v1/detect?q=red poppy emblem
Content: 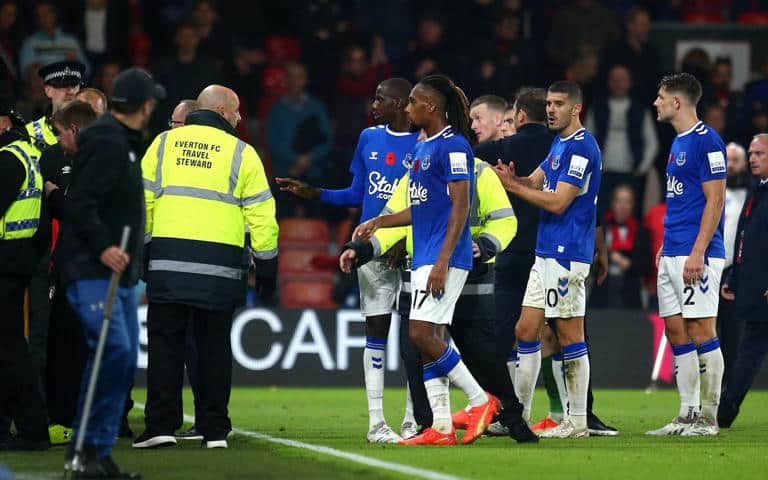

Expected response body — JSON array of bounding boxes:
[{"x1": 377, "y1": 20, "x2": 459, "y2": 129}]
[{"x1": 385, "y1": 152, "x2": 396, "y2": 166}]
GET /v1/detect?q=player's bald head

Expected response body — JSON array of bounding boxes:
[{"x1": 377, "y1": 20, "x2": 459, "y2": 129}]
[{"x1": 378, "y1": 78, "x2": 412, "y2": 104}]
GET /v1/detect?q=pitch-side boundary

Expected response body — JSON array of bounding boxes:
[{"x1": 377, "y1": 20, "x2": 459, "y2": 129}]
[{"x1": 133, "y1": 403, "x2": 465, "y2": 480}]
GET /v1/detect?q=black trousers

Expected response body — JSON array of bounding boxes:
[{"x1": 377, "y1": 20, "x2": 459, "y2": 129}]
[
  {"x1": 400, "y1": 293, "x2": 525, "y2": 428},
  {"x1": 0, "y1": 274, "x2": 49, "y2": 441},
  {"x1": 144, "y1": 303, "x2": 233, "y2": 439},
  {"x1": 716, "y1": 292, "x2": 744, "y2": 392},
  {"x1": 720, "y1": 321, "x2": 768, "y2": 422},
  {"x1": 494, "y1": 253, "x2": 534, "y2": 358}
]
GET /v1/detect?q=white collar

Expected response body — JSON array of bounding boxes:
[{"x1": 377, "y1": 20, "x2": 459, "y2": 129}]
[
  {"x1": 424, "y1": 125, "x2": 451, "y2": 142},
  {"x1": 559, "y1": 127, "x2": 585, "y2": 142},
  {"x1": 677, "y1": 121, "x2": 703, "y2": 138},
  {"x1": 385, "y1": 125, "x2": 412, "y2": 136}
]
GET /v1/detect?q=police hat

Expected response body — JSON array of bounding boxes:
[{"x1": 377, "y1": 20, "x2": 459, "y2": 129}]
[
  {"x1": 110, "y1": 68, "x2": 167, "y2": 106},
  {"x1": 38, "y1": 61, "x2": 86, "y2": 87}
]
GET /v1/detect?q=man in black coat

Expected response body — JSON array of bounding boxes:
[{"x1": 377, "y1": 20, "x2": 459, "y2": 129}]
[
  {"x1": 58, "y1": 68, "x2": 163, "y2": 478},
  {"x1": 719, "y1": 134, "x2": 768, "y2": 427}
]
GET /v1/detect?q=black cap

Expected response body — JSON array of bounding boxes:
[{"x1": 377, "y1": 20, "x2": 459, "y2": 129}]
[
  {"x1": 111, "y1": 68, "x2": 167, "y2": 106},
  {"x1": 38, "y1": 61, "x2": 86, "y2": 87}
]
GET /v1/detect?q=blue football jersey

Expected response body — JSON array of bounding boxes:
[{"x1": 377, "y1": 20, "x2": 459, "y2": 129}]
[
  {"x1": 350, "y1": 125, "x2": 419, "y2": 222},
  {"x1": 662, "y1": 121, "x2": 727, "y2": 258},
  {"x1": 536, "y1": 128, "x2": 602, "y2": 264},
  {"x1": 408, "y1": 126, "x2": 474, "y2": 271}
]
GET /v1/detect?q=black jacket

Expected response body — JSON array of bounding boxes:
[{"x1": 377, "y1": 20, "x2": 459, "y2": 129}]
[
  {"x1": 57, "y1": 112, "x2": 145, "y2": 287},
  {"x1": 473, "y1": 123, "x2": 554, "y2": 258},
  {"x1": 728, "y1": 180, "x2": 768, "y2": 321}
]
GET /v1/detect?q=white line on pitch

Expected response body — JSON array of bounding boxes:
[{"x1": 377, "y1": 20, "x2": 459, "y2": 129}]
[{"x1": 133, "y1": 403, "x2": 465, "y2": 480}]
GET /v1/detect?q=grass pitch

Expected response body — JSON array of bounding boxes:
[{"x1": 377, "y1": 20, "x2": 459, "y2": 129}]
[{"x1": 3, "y1": 388, "x2": 767, "y2": 479}]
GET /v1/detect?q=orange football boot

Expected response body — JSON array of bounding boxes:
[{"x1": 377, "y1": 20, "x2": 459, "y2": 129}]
[
  {"x1": 461, "y1": 393, "x2": 499, "y2": 444},
  {"x1": 398, "y1": 427, "x2": 457, "y2": 446}
]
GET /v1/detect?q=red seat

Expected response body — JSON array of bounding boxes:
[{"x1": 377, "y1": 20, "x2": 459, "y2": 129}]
[
  {"x1": 279, "y1": 218, "x2": 330, "y2": 247},
  {"x1": 280, "y1": 279, "x2": 337, "y2": 308},
  {"x1": 738, "y1": 12, "x2": 768, "y2": 25},
  {"x1": 278, "y1": 247, "x2": 335, "y2": 279}
]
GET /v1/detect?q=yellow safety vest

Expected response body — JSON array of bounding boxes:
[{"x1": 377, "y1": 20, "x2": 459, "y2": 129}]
[
  {"x1": 25, "y1": 116, "x2": 58, "y2": 148},
  {"x1": 142, "y1": 124, "x2": 278, "y2": 296},
  {"x1": 0, "y1": 141, "x2": 43, "y2": 240}
]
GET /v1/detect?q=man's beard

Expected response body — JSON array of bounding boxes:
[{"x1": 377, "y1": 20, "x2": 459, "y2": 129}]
[{"x1": 726, "y1": 173, "x2": 748, "y2": 189}]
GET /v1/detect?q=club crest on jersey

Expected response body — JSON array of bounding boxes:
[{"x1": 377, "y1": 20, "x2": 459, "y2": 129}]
[
  {"x1": 385, "y1": 151, "x2": 396, "y2": 166},
  {"x1": 675, "y1": 152, "x2": 686, "y2": 166},
  {"x1": 421, "y1": 155, "x2": 431, "y2": 171},
  {"x1": 402, "y1": 153, "x2": 413, "y2": 169},
  {"x1": 550, "y1": 154, "x2": 560, "y2": 170},
  {"x1": 369, "y1": 151, "x2": 379, "y2": 160}
]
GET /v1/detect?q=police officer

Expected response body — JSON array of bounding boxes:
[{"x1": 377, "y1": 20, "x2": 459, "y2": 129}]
[
  {"x1": 26, "y1": 61, "x2": 85, "y2": 149},
  {"x1": 134, "y1": 85, "x2": 278, "y2": 450},
  {"x1": 0, "y1": 104, "x2": 50, "y2": 451},
  {"x1": 341, "y1": 157, "x2": 538, "y2": 443},
  {"x1": 58, "y1": 67, "x2": 163, "y2": 478}
]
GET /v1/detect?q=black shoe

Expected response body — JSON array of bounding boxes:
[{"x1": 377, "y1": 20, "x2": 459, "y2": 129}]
[
  {"x1": 174, "y1": 426, "x2": 203, "y2": 440},
  {"x1": 132, "y1": 431, "x2": 176, "y2": 449},
  {"x1": 67, "y1": 445, "x2": 143, "y2": 479},
  {"x1": 587, "y1": 413, "x2": 619, "y2": 436},
  {"x1": 508, "y1": 419, "x2": 539, "y2": 444},
  {"x1": 717, "y1": 403, "x2": 738, "y2": 428}
]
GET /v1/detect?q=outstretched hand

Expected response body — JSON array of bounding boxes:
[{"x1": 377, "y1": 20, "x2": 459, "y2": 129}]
[
  {"x1": 353, "y1": 218, "x2": 381, "y2": 242},
  {"x1": 274, "y1": 177, "x2": 320, "y2": 199},
  {"x1": 493, "y1": 162, "x2": 519, "y2": 192},
  {"x1": 339, "y1": 249, "x2": 358, "y2": 273}
]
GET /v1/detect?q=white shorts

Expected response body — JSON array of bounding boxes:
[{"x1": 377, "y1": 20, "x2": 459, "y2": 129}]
[
  {"x1": 657, "y1": 256, "x2": 724, "y2": 319},
  {"x1": 521, "y1": 256, "x2": 590, "y2": 318},
  {"x1": 357, "y1": 258, "x2": 401, "y2": 317},
  {"x1": 409, "y1": 265, "x2": 468, "y2": 325}
]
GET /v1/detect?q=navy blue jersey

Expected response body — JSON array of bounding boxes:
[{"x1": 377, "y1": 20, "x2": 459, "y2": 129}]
[
  {"x1": 409, "y1": 126, "x2": 474, "y2": 271},
  {"x1": 350, "y1": 125, "x2": 419, "y2": 222},
  {"x1": 662, "y1": 121, "x2": 727, "y2": 258},
  {"x1": 536, "y1": 128, "x2": 602, "y2": 264}
]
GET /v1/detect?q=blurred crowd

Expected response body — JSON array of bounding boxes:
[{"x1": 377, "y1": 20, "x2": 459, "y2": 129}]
[{"x1": 3, "y1": 0, "x2": 768, "y2": 310}]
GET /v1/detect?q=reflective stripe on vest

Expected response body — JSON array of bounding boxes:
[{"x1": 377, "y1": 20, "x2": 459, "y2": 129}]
[
  {"x1": 148, "y1": 259, "x2": 243, "y2": 280},
  {"x1": 1, "y1": 142, "x2": 43, "y2": 239},
  {"x1": 25, "y1": 117, "x2": 57, "y2": 147}
]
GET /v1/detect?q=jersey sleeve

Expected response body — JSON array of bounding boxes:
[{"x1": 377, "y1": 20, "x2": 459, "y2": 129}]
[
  {"x1": 557, "y1": 143, "x2": 594, "y2": 189},
  {"x1": 697, "y1": 133, "x2": 727, "y2": 183},
  {"x1": 442, "y1": 137, "x2": 472, "y2": 183}
]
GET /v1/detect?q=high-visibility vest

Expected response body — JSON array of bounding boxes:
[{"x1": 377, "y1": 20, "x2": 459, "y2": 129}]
[
  {"x1": 0, "y1": 141, "x2": 43, "y2": 240},
  {"x1": 142, "y1": 123, "x2": 278, "y2": 309},
  {"x1": 25, "y1": 116, "x2": 58, "y2": 148}
]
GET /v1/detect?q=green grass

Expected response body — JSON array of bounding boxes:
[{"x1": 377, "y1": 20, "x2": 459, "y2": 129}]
[{"x1": 3, "y1": 388, "x2": 768, "y2": 479}]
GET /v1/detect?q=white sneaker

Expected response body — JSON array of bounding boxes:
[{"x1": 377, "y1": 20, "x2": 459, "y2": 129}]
[
  {"x1": 645, "y1": 417, "x2": 696, "y2": 436},
  {"x1": 204, "y1": 439, "x2": 228, "y2": 448},
  {"x1": 539, "y1": 419, "x2": 589, "y2": 439},
  {"x1": 366, "y1": 422, "x2": 402, "y2": 444},
  {"x1": 484, "y1": 421, "x2": 510, "y2": 436},
  {"x1": 681, "y1": 417, "x2": 719, "y2": 436},
  {"x1": 400, "y1": 422, "x2": 419, "y2": 440}
]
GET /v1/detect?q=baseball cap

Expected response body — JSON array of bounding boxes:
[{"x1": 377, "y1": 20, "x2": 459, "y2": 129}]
[
  {"x1": 38, "y1": 61, "x2": 86, "y2": 87},
  {"x1": 111, "y1": 68, "x2": 167, "y2": 106}
]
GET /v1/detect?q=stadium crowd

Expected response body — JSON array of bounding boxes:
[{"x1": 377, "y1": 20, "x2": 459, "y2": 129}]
[{"x1": 1, "y1": 0, "x2": 768, "y2": 476}]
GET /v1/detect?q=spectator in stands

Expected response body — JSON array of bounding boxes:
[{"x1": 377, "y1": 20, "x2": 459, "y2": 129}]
[
  {"x1": 680, "y1": 47, "x2": 712, "y2": 90},
  {"x1": 335, "y1": 41, "x2": 391, "y2": 149},
  {"x1": 703, "y1": 102, "x2": 727, "y2": 138},
  {"x1": 18, "y1": 1, "x2": 90, "y2": 76},
  {"x1": 192, "y1": 0, "x2": 234, "y2": 71},
  {"x1": 708, "y1": 57, "x2": 744, "y2": 140},
  {"x1": 587, "y1": 64, "x2": 658, "y2": 216},
  {"x1": 92, "y1": 59, "x2": 120, "y2": 99},
  {"x1": 744, "y1": 55, "x2": 768, "y2": 121},
  {"x1": 718, "y1": 142, "x2": 751, "y2": 389},
  {"x1": 66, "y1": 0, "x2": 129, "y2": 72},
  {"x1": 547, "y1": 0, "x2": 618, "y2": 69},
  {"x1": 602, "y1": 7, "x2": 662, "y2": 103},
  {"x1": 590, "y1": 184, "x2": 652, "y2": 309},
  {"x1": 266, "y1": 61, "x2": 332, "y2": 216},
  {"x1": 564, "y1": 50, "x2": 599, "y2": 107},
  {"x1": 408, "y1": 15, "x2": 455, "y2": 79},
  {"x1": 0, "y1": 0, "x2": 21, "y2": 93},
  {"x1": 150, "y1": 22, "x2": 221, "y2": 135},
  {"x1": 15, "y1": 63, "x2": 47, "y2": 122}
]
